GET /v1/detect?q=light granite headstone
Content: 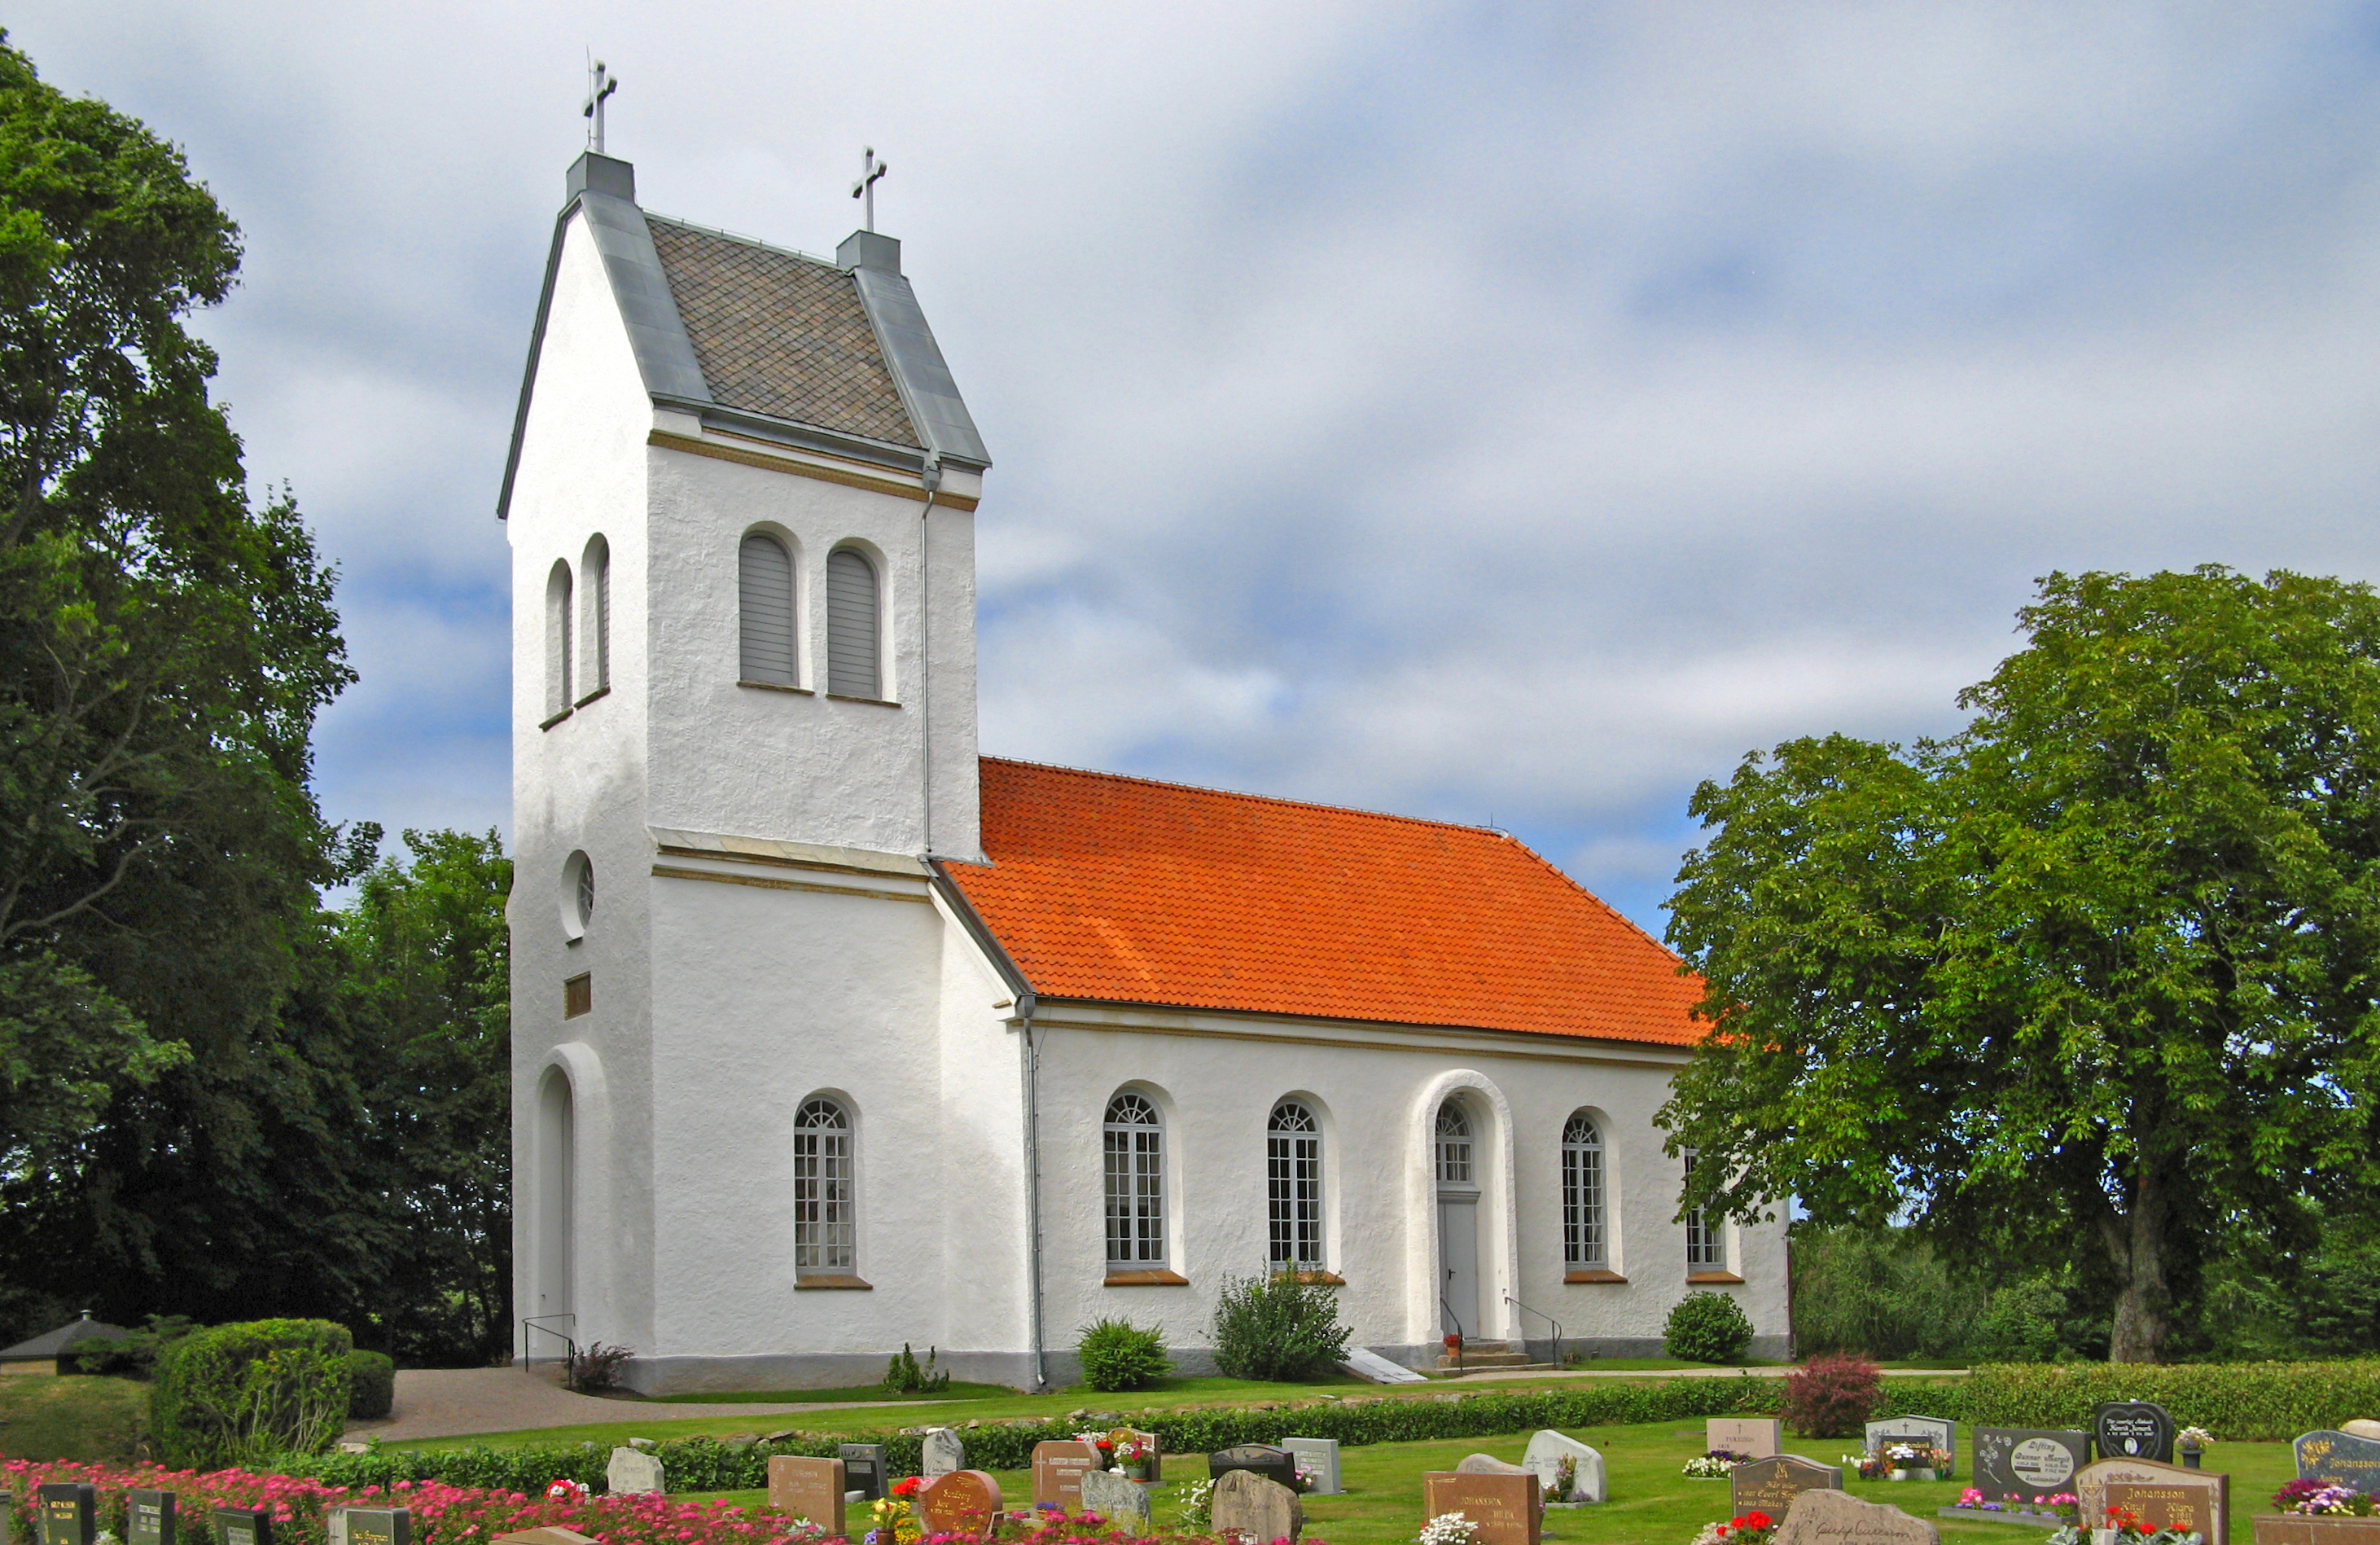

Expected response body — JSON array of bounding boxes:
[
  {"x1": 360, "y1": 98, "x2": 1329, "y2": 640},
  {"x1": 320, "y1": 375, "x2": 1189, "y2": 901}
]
[
  {"x1": 1769, "y1": 1488, "x2": 1938, "y2": 1545},
  {"x1": 1458, "y1": 1455, "x2": 1530, "y2": 1476},
  {"x1": 1283, "y1": 1437, "x2": 1343, "y2": 1496},
  {"x1": 918, "y1": 1472, "x2": 1001, "y2": 1542},
  {"x1": 2343, "y1": 1420, "x2": 2380, "y2": 1442},
  {"x1": 2075, "y1": 1459, "x2": 2227, "y2": 1545},
  {"x1": 607, "y1": 1448, "x2": 665, "y2": 1496},
  {"x1": 1032, "y1": 1441, "x2": 1102, "y2": 1510},
  {"x1": 2295, "y1": 1431, "x2": 2380, "y2": 1492},
  {"x1": 1710, "y1": 1420, "x2": 1785, "y2": 1459},
  {"x1": 1866, "y1": 1417, "x2": 1959, "y2": 1470},
  {"x1": 765, "y1": 1456, "x2": 845, "y2": 1535},
  {"x1": 1523, "y1": 1431, "x2": 1605, "y2": 1505},
  {"x1": 1974, "y1": 1429, "x2": 2090, "y2": 1498},
  {"x1": 1212, "y1": 1469, "x2": 1304, "y2": 1544},
  {"x1": 1733, "y1": 1456, "x2": 1845, "y2": 1519},
  {"x1": 1422, "y1": 1471, "x2": 1540, "y2": 1545},
  {"x1": 1077, "y1": 1470, "x2": 1152, "y2": 1528},
  {"x1": 922, "y1": 1428, "x2": 966, "y2": 1478}
]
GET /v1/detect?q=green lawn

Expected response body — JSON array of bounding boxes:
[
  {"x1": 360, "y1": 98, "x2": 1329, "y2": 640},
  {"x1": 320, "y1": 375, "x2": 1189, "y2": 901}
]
[
  {"x1": 0, "y1": 1373, "x2": 149, "y2": 1462},
  {"x1": 672, "y1": 1421, "x2": 2296, "y2": 1545}
]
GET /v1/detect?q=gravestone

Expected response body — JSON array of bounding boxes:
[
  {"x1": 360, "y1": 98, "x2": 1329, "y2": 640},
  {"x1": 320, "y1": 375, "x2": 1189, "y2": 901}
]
[
  {"x1": 1770, "y1": 1488, "x2": 1939, "y2": 1545},
  {"x1": 344, "y1": 1510, "x2": 410, "y2": 1545},
  {"x1": 918, "y1": 1472, "x2": 1002, "y2": 1543},
  {"x1": 1283, "y1": 1437, "x2": 1344, "y2": 1496},
  {"x1": 214, "y1": 1510, "x2": 271, "y2": 1545},
  {"x1": 1112, "y1": 1425, "x2": 1163, "y2": 1482},
  {"x1": 2094, "y1": 1402, "x2": 2178, "y2": 1464},
  {"x1": 2295, "y1": 1431, "x2": 2380, "y2": 1492},
  {"x1": 2254, "y1": 1520, "x2": 2380, "y2": 1545},
  {"x1": 1974, "y1": 1429, "x2": 2091, "y2": 1498},
  {"x1": 128, "y1": 1491, "x2": 176, "y2": 1545},
  {"x1": 1865, "y1": 1417, "x2": 1959, "y2": 1470},
  {"x1": 2105, "y1": 1476, "x2": 2229, "y2": 1545},
  {"x1": 2344, "y1": 1420, "x2": 2380, "y2": 1442},
  {"x1": 1032, "y1": 1441, "x2": 1102, "y2": 1510},
  {"x1": 1458, "y1": 1455, "x2": 1530, "y2": 1475},
  {"x1": 1710, "y1": 1419, "x2": 1785, "y2": 1459},
  {"x1": 328, "y1": 1512, "x2": 347, "y2": 1545},
  {"x1": 2075, "y1": 1459, "x2": 2227, "y2": 1545},
  {"x1": 1210, "y1": 1445, "x2": 1300, "y2": 1491},
  {"x1": 37, "y1": 1485, "x2": 95, "y2": 1545},
  {"x1": 607, "y1": 1447, "x2": 665, "y2": 1495},
  {"x1": 1078, "y1": 1470, "x2": 1153, "y2": 1528},
  {"x1": 1421, "y1": 1471, "x2": 1540, "y2": 1545},
  {"x1": 766, "y1": 1456, "x2": 846, "y2": 1535},
  {"x1": 839, "y1": 1443, "x2": 891, "y2": 1503},
  {"x1": 1212, "y1": 1470, "x2": 1303, "y2": 1544},
  {"x1": 1523, "y1": 1431, "x2": 1606, "y2": 1506},
  {"x1": 1733, "y1": 1456, "x2": 1845, "y2": 1519},
  {"x1": 922, "y1": 1428, "x2": 966, "y2": 1478}
]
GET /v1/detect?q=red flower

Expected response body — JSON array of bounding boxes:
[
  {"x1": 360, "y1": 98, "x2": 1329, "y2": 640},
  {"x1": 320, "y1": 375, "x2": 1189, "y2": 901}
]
[
  {"x1": 1746, "y1": 1513, "x2": 1773, "y2": 1530},
  {"x1": 893, "y1": 1477, "x2": 923, "y2": 1498}
]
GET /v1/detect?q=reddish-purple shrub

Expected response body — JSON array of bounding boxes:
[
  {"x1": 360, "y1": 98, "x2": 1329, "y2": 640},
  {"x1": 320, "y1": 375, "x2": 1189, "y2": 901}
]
[{"x1": 1783, "y1": 1354, "x2": 1883, "y2": 1437}]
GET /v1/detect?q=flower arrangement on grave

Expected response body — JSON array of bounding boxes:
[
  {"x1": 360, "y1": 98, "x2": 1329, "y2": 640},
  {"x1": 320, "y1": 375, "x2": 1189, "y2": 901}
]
[
  {"x1": 1881, "y1": 1442, "x2": 1951, "y2": 1480},
  {"x1": 2177, "y1": 1428, "x2": 2214, "y2": 1451},
  {"x1": 892, "y1": 1477, "x2": 923, "y2": 1499},
  {"x1": 545, "y1": 1479, "x2": 591, "y2": 1503},
  {"x1": 1293, "y1": 1459, "x2": 1321, "y2": 1495},
  {"x1": 2045, "y1": 1503, "x2": 2204, "y2": 1545},
  {"x1": 2275, "y1": 1480, "x2": 2379, "y2": 1517},
  {"x1": 1111, "y1": 1430, "x2": 1156, "y2": 1480},
  {"x1": 1688, "y1": 1509, "x2": 1776, "y2": 1545},
  {"x1": 1682, "y1": 1452, "x2": 1746, "y2": 1479},
  {"x1": 1953, "y1": 1489, "x2": 2075, "y2": 1519},
  {"x1": 868, "y1": 1487, "x2": 923, "y2": 1545},
  {"x1": 1420, "y1": 1512, "x2": 1481, "y2": 1545},
  {"x1": 1554, "y1": 1455, "x2": 1579, "y2": 1503},
  {"x1": 1174, "y1": 1477, "x2": 1215, "y2": 1530}
]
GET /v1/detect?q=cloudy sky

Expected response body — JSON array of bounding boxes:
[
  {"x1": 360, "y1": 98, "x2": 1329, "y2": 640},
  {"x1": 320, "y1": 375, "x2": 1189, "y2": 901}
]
[{"x1": 15, "y1": 3, "x2": 2380, "y2": 933}]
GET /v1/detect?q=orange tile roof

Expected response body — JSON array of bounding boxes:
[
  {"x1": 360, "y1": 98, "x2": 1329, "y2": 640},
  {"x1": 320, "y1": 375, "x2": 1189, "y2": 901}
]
[{"x1": 940, "y1": 757, "x2": 1707, "y2": 1046}]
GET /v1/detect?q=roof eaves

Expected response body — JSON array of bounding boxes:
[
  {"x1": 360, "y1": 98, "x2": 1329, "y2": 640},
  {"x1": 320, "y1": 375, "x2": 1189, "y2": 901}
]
[
  {"x1": 1019, "y1": 991, "x2": 1698, "y2": 1054},
  {"x1": 927, "y1": 860, "x2": 1035, "y2": 1001},
  {"x1": 851, "y1": 266, "x2": 991, "y2": 470},
  {"x1": 663, "y1": 395, "x2": 935, "y2": 478}
]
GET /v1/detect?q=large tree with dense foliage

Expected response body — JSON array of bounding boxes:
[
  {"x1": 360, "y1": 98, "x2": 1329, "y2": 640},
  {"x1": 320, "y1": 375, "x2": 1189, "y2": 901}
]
[{"x1": 1661, "y1": 568, "x2": 2380, "y2": 1363}]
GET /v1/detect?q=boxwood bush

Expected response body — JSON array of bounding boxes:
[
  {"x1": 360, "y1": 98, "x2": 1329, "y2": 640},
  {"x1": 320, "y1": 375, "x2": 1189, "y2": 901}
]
[
  {"x1": 1663, "y1": 1292, "x2": 1755, "y2": 1363},
  {"x1": 1076, "y1": 1319, "x2": 1171, "y2": 1392},
  {"x1": 344, "y1": 1350, "x2": 396, "y2": 1420},
  {"x1": 152, "y1": 1319, "x2": 353, "y2": 1468}
]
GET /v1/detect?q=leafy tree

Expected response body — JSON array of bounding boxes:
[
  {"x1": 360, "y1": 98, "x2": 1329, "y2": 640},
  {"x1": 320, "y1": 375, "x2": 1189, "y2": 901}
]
[{"x1": 1663, "y1": 568, "x2": 2380, "y2": 1363}]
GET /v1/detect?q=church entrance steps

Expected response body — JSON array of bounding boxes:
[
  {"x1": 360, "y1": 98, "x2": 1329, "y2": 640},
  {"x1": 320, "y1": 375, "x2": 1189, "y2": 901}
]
[{"x1": 1436, "y1": 1341, "x2": 1540, "y2": 1370}]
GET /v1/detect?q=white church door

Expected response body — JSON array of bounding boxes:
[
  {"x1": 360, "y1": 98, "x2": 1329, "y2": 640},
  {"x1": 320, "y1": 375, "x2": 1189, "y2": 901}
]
[
  {"x1": 1435, "y1": 1099, "x2": 1480, "y2": 1339},
  {"x1": 536, "y1": 1067, "x2": 576, "y2": 1334}
]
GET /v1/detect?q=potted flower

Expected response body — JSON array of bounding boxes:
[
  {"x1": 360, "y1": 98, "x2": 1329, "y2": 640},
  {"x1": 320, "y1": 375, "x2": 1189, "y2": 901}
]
[
  {"x1": 1884, "y1": 1443, "x2": 1948, "y2": 1482},
  {"x1": 1114, "y1": 1433, "x2": 1156, "y2": 1481},
  {"x1": 2177, "y1": 1429, "x2": 2213, "y2": 1471}
]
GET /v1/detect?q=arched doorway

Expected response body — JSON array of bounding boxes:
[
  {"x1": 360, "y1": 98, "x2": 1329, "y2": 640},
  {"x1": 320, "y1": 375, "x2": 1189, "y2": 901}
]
[
  {"x1": 1434, "y1": 1099, "x2": 1479, "y2": 1339},
  {"x1": 537, "y1": 1066, "x2": 576, "y2": 1325}
]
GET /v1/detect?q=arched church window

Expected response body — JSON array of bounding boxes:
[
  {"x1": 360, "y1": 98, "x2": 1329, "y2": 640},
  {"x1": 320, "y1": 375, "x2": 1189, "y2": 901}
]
[
  {"x1": 1267, "y1": 1100, "x2": 1323, "y2": 1271},
  {"x1": 739, "y1": 532, "x2": 797, "y2": 687},
  {"x1": 1562, "y1": 1112, "x2": 1607, "y2": 1270},
  {"x1": 580, "y1": 535, "x2": 611, "y2": 699},
  {"x1": 1684, "y1": 1149, "x2": 1725, "y2": 1271},
  {"x1": 1435, "y1": 1100, "x2": 1474, "y2": 1186},
  {"x1": 826, "y1": 547, "x2": 880, "y2": 699},
  {"x1": 545, "y1": 560, "x2": 573, "y2": 718},
  {"x1": 794, "y1": 1097, "x2": 856, "y2": 1273},
  {"x1": 1103, "y1": 1092, "x2": 1165, "y2": 1266}
]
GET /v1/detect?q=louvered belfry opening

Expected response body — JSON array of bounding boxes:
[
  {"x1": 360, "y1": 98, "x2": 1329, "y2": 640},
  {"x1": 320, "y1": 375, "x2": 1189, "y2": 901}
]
[
  {"x1": 826, "y1": 548, "x2": 880, "y2": 698},
  {"x1": 738, "y1": 532, "x2": 796, "y2": 685}
]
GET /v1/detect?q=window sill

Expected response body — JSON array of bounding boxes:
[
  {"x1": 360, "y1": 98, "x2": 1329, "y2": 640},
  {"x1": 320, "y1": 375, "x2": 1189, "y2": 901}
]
[
  {"x1": 739, "y1": 679, "x2": 813, "y2": 695},
  {"x1": 826, "y1": 692, "x2": 901, "y2": 708},
  {"x1": 1685, "y1": 1271, "x2": 1744, "y2": 1284},
  {"x1": 539, "y1": 706, "x2": 572, "y2": 731},
  {"x1": 795, "y1": 1275, "x2": 873, "y2": 1290},
  {"x1": 1564, "y1": 1270, "x2": 1628, "y2": 1284},
  {"x1": 575, "y1": 685, "x2": 611, "y2": 708},
  {"x1": 1103, "y1": 1269, "x2": 1189, "y2": 1287}
]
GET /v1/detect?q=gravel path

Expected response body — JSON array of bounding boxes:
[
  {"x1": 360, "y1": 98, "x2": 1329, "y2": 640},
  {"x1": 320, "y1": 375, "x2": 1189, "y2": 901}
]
[{"x1": 343, "y1": 1368, "x2": 921, "y2": 1444}]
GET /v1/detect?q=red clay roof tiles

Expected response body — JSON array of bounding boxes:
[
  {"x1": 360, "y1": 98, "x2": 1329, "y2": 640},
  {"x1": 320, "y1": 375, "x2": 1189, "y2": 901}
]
[{"x1": 942, "y1": 757, "x2": 1707, "y2": 1047}]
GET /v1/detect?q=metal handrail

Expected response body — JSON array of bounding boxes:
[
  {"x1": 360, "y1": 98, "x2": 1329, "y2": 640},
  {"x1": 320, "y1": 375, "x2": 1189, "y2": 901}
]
[
  {"x1": 520, "y1": 1314, "x2": 580, "y2": 1389},
  {"x1": 1503, "y1": 1293, "x2": 1564, "y2": 1370}
]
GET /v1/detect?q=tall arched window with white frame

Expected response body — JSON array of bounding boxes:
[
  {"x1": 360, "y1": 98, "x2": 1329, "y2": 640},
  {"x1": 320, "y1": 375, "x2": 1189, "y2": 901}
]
[
  {"x1": 1562, "y1": 1112, "x2": 1607, "y2": 1271},
  {"x1": 1435, "y1": 1101, "x2": 1474, "y2": 1184},
  {"x1": 1103, "y1": 1092, "x2": 1165, "y2": 1267},
  {"x1": 1267, "y1": 1100, "x2": 1323, "y2": 1271},
  {"x1": 544, "y1": 560, "x2": 573, "y2": 718},
  {"x1": 794, "y1": 1097, "x2": 855, "y2": 1275},
  {"x1": 1683, "y1": 1149, "x2": 1725, "y2": 1271}
]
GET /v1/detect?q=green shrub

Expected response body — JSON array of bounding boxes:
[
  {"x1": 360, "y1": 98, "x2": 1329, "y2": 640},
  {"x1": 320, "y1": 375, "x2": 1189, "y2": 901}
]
[
  {"x1": 1210, "y1": 1273, "x2": 1352, "y2": 1381},
  {"x1": 1663, "y1": 1291, "x2": 1754, "y2": 1363},
  {"x1": 68, "y1": 1317, "x2": 199, "y2": 1380},
  {"x1": 344, "y1": 1350, "x2": 395, "y2": 1420},
  {"x1": 882, "y1": 1344, "x2": 950, "y2": 1394},
  {"x1": 151, "y1": 1319, "x2": 353, "y2": 1468},
  {"x1": 1076, "y1": 1319, "x2": 1171, "y2": 1392},
  {"x1": 1784, "y1": 1353, "x2": 1883, "y2": 1436}
]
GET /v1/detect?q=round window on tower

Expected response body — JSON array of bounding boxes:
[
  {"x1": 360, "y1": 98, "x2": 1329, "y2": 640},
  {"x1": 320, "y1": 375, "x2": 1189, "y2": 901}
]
[{"x1": 562, "y1": 850, "x2": 594, "y2": 942}]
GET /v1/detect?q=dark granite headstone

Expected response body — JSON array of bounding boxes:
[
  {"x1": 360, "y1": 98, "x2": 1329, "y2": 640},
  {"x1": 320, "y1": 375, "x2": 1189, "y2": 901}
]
[
  {"x1": 2094, "y1": 1402, "x2": 2176, "y2": 1464},
  {"x1": 1975, "y1": 1429, "x2": 2092, "y2": 1497},
  {"x1": 1733, "y1": 1455, "x2": 1844, "y2": 1518},
  {"x1": 344, "y1": 1510, "x2": 410, "y2": 1545},
  {"x1": 1210, "y1": 1445, "x2": 1298, "y2": 1490},
  {"x1": 127, "y1": 1492, "x2": 175, "y2": 1545},
  {"x1": 214, "y1": 1510, "x2": 272, "y2": 1545},
  {"x1": 2295, "y1": 1431, "x2": 2380, "y2": 1493},
  {"x1": 37, "y1": 1485, "x2": 95, "y2": 1545},
  {"x1": 839, "y1": 1443, "x2": 890, "y2": 1503}
]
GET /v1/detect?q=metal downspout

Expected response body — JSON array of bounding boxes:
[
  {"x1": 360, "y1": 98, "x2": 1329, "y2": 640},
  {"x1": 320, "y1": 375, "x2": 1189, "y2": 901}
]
[{"x1": 1017, "y1": 991, "x2": 1046, "y2": 1389}]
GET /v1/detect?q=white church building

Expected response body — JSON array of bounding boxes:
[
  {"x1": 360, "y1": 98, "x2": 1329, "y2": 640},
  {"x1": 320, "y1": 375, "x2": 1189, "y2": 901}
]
[{"x1": 503, "y1": 149, "x2": 1788, "y2": 1393}]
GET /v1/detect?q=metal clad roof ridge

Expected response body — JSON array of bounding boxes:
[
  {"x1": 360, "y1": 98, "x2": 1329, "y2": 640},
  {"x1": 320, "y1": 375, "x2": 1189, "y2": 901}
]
[
  {"x1": 642, "y1": 211, "x2": 839, "y2": 270},
  {"x1": 852, "y1": 264, "x2": 991, "y2": 467}
]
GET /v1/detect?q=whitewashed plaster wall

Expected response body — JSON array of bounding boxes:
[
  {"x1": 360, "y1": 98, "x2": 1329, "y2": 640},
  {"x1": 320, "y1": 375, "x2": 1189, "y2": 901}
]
[{"x1": 508, "y1": 210, "x2": 662, "y2": 1363}]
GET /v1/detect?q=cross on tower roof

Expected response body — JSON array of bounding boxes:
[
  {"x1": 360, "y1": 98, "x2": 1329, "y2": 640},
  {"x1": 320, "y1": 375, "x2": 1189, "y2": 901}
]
[
  {"x1": 584, "y1": 59, "x2": 620, "y2": 154},
  {"x1": 852, "y1": 146, "x2": 888, "y2": 232}
]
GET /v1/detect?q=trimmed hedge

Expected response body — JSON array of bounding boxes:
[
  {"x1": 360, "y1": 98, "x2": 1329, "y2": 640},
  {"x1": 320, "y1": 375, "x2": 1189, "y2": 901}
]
[
  {"x1": 152, "y1": 1319, "x2": 353, "y2": 1469},
  {"x1": 344, "y1": 1350, "x2": 396, "y2": 1420},
  {"x1": 1962, "y1": 1360, "x2": 2380, "y2": 1442}
]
